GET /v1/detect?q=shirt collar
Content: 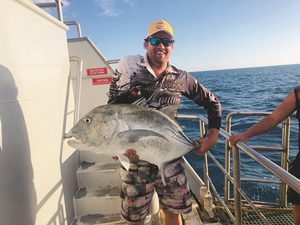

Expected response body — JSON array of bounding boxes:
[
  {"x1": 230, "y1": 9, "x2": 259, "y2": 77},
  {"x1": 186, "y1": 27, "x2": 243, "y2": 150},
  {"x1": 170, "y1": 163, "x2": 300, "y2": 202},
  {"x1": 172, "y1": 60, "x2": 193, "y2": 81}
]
[{"x1": 137, "y1": 54, "x2": 178, "y2": 77}]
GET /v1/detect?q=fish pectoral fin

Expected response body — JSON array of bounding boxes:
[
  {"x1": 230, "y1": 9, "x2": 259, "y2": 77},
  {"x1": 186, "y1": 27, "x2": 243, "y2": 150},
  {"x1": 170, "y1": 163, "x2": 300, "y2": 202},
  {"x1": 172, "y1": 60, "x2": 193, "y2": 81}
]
[
  {"x1": 159, "y1": 163, "x2": 167, "y2": 186},
  {"x1": 118, "y1": 130, "x2": 168, "y2": 143},
  {"x1": 117, "y1": 154, "x2": 130, "y2": 171}
]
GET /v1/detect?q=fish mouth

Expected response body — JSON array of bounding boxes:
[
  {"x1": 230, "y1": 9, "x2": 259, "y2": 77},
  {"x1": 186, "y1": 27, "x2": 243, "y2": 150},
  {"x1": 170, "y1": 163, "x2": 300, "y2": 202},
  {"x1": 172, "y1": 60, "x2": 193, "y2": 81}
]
[{"x1": 64, "y1": 132, "x2": 86, "y2": 148}]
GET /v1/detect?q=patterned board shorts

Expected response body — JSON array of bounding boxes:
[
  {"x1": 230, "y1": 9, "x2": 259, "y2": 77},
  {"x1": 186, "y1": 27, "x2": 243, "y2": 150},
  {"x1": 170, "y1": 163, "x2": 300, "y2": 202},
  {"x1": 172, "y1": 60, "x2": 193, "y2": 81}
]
[
  {"x1": 119, "y1": 157, "x2": 192, "y2": 224},
  {"x1": 287, "y1": 153, "x2": 300, "y2": 204}
]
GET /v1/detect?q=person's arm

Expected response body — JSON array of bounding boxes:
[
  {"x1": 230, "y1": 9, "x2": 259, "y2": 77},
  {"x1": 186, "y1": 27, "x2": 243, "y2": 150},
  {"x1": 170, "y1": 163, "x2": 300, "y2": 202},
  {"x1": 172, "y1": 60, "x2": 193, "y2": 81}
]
[
  {"x1": 230, "y1": 91, "x2": 296, "y2": 146},
  {"x1": 182, "y1": 73, "x2": 222, "y2": 155}
]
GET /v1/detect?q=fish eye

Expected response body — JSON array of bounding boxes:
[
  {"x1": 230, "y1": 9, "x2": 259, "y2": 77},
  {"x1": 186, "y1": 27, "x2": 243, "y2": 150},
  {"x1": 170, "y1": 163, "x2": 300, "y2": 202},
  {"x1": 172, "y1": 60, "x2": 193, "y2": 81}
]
[{"x1": 83, "y1": 117, "x2": 91, "y2": 124}]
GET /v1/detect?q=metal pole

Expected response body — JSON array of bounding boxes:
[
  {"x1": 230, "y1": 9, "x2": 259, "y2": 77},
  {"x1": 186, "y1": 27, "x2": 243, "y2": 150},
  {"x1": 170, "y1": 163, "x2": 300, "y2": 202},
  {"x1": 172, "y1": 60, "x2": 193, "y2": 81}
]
[
  {"x1": 64, "y1": 21, "x2": 82, "y2": 38},
  {"x1": 233, "y1": 146, "x2": 242, "y2": 225},
  {"x1": 280, "y1": 117, "x2": 290, "y2": 206},
  {"x1": 199, "y1": 120, "x2": 209, "y2": 189},
  {"x1": 199, "y1": 114, "x2": 300, "y2": 195},
  {"x1": 55, "y1": 0, "x2": 63, "y2": 21},
  {"x1": 107, "y1": 59, "x2": 121, "y2": 64},
  {"x1": 35, "y1": 2, "x2": 57, "y2": 8},
  {"x1": 224, "y1": 114, "x2": 232, "y2": 203},
  {"x1": 69, "y1": 56, "x2": 83, "y2": 124}
]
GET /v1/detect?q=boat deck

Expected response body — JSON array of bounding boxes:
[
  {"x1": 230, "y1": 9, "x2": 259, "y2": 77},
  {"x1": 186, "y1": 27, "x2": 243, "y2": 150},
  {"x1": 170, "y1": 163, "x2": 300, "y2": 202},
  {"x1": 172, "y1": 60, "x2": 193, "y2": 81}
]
[{"x1": 216, "y1": 203, "x2": 294, "y2": 225}]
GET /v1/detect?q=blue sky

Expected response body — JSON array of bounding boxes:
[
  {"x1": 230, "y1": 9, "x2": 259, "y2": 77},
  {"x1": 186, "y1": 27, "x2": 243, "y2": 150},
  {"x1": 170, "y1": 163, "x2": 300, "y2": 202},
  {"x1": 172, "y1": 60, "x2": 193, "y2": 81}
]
[{"x1": 36, "y1": 0, "x2": 300, "y2": 71}]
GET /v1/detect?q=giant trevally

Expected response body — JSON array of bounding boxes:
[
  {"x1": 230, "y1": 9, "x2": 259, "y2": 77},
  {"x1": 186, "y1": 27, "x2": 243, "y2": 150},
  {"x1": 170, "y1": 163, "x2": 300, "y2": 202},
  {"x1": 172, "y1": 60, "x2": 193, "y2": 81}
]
[{"x1": 65, "y1": 104, "x2": 198, "y2": 184}]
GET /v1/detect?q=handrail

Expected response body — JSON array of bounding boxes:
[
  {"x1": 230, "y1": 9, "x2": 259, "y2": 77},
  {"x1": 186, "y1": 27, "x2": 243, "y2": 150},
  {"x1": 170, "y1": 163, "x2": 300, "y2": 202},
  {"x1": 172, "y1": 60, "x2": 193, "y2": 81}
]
[
  {"x1": 64, "y1": 20, "x2": 82, "y2": 38},
  {"x1": 35, "y1": 0, "x2": 64, "y2": 21},
  {"x1": 208, "y1": 151, "x2": 271, "y2": 223},
  {"x1": 177, "y1": 113, "x2": 300, "y2": 225},
  {"x1": 226, "y1": 111, "x2": 290, "y2": 207},
  {"x1": 232, "y1": 138, "x2": 300, "y2": 192},
  {"x1": 106, "y1": 59, "x2": 120, "y2": 65},
  {"x1": 210, "y1": 114, "x2": 299, "y2": 225},
  {"x1": 69, "y1": 56, "x2": 83, "y2": 124}
]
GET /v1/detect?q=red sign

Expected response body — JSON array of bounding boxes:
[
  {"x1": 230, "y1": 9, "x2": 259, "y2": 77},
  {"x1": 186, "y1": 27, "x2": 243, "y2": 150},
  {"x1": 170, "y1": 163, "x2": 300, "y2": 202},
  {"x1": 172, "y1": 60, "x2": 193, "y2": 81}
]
[
  {"x1": 92, "y1": 77, "x2": 112, "y2": 85},
  {"x1": 87, "y1": 67, "x2": 108, "y2": 76}
]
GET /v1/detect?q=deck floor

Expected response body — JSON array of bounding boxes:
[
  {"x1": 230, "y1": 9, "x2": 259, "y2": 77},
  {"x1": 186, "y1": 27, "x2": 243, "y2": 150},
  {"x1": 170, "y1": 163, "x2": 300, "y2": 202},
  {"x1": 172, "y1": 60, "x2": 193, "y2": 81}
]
[{"x1": 216, "y1": 204, "x2": 294, "y2": 225}]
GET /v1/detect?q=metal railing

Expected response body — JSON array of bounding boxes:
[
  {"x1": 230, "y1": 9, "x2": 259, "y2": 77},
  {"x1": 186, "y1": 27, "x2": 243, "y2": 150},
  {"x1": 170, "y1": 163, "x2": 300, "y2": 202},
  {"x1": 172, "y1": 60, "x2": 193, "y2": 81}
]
[
  {"x1": 64, "y1": 21, "x2": 82, "y2": 38},
  {"x1": 35, "y1": 0, "x2": 64, "y2": 21},
  {"x1": 225, "y1": 112, "x2": 290, "y2": 207},
  {"x1": 176, "y1": 113, "x2": 300, "y2": 225},
  {"x1": 69, "y1": 56, "x2": 83, "y2": 124}
]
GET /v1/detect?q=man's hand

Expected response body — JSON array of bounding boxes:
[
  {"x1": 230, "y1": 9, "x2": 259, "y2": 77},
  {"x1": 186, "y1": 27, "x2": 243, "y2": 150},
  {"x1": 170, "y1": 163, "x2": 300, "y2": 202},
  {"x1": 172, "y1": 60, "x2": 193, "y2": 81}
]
[
  {"x1": 194, "y1": 137, "x2": 216, "y2": 156},
  {"x1": 194, "y1": 128, "x2": 219, "y2": 156},
  {"x1": 112, "y1": 148, "x2": 139, "y2": 162},
  {"x1": 123, "y1": 148, "x2": 139, "y2": 162}
]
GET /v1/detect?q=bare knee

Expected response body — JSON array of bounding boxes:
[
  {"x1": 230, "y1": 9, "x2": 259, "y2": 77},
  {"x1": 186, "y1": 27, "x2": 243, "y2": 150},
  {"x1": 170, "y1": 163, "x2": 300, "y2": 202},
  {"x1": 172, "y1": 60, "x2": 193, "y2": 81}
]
[
  {"x1": 164, "y1": 210, "x2": 179, "y2": 218},
  {"x1": 294, "y1": 204, "x2": 300, "y2": 225},
  {"x1": 163, "y1": 210, "x2": 182, "y2": 225}
]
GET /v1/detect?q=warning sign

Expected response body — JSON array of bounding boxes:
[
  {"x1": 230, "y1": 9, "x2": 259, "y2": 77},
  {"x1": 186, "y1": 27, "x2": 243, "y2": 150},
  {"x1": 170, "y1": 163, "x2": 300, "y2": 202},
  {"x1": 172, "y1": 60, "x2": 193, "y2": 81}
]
[
  {"x1": 87, "y1": 67, "x2": 108, "y2": 76},
  {"x1": 92, "y1": 77, "x2": 112, "y2": 85}
]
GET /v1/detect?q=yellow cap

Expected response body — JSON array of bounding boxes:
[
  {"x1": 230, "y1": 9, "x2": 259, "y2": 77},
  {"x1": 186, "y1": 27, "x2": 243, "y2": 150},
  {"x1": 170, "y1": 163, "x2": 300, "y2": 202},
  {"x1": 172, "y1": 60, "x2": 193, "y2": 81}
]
[{"x1": 146, "y1": 19, "x2": 174, "y2": 38}]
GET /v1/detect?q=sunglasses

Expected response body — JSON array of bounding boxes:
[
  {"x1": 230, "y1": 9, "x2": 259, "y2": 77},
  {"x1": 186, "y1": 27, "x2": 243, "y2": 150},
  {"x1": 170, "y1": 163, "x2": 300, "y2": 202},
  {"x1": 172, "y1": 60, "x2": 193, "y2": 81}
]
[{"x1": 145, "y1": 37, "x2": 175, "y2": 47}]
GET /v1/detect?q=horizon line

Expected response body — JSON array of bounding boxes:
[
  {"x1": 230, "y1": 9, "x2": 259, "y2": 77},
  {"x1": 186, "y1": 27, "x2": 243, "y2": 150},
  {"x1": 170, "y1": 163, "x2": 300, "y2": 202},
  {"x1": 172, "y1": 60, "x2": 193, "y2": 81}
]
[{"x1": 188, "y1": 62, "x2": 300, "y2": 73}]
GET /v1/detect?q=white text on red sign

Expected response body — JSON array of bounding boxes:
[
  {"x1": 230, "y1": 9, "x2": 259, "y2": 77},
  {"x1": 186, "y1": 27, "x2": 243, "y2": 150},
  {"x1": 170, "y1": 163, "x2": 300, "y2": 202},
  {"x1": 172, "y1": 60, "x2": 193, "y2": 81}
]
[
  {"x1": 87, "y1": 67, "x2": 108, "y2": 76},
  {"x1": 92, "y1": 77, "x2": 112, "y2": 85}
]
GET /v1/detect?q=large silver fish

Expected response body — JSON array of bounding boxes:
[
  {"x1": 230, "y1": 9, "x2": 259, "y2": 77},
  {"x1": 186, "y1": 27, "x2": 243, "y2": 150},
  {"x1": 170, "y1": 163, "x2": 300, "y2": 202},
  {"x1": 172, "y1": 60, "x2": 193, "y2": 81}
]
[{"x1": 65, "y1": 104, "x2": 198, "y2": 184}]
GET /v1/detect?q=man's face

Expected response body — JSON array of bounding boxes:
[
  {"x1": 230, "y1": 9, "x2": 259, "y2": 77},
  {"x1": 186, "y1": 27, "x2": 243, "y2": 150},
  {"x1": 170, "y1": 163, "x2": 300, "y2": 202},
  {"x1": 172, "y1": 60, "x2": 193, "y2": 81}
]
[{"x1": 145, "y1": 31, "x2": 174, "y2": 67}]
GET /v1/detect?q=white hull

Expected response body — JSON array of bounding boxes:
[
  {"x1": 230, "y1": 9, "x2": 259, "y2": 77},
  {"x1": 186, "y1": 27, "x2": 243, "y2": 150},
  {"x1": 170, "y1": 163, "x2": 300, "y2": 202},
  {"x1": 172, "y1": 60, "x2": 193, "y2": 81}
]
[{"x1": 0, "y1": 1, "x2": 76, "y2": 224}]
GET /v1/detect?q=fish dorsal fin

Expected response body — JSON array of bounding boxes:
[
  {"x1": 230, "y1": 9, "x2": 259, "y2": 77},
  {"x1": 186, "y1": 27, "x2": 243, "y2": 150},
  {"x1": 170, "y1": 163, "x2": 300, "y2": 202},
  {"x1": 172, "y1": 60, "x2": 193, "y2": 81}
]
[
  {"x1": 133, "y1": 97, "x2": 148, "y2": 106},
  {"x1": 132, "y1": 99, "x2": 177, "y2": 120},
  {"x1": 118, "y1": 129, "x2": 168, "y2": 143}
]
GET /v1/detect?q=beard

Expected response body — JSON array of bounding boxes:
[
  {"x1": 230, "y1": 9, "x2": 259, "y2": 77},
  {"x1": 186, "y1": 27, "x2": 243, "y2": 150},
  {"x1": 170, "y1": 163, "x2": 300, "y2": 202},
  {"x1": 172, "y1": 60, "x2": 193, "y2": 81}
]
[{"x1": 150, "y1": 49, "x2": 169, "y2": 67}]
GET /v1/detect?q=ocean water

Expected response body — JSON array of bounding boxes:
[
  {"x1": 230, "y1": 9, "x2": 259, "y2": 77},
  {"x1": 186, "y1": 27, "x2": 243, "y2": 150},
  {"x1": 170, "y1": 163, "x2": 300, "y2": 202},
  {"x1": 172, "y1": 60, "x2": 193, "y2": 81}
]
[{"x1": 178, "y1": 63, "x2": 300, "y2": 203}]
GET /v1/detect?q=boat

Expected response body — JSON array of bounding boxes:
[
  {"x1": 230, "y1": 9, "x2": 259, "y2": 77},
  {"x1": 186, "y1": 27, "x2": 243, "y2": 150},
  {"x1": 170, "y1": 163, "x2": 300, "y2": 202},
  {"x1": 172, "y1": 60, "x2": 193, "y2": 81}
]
[{"x1": 1, "y1": 1, "x2": 300, "y2": 225}]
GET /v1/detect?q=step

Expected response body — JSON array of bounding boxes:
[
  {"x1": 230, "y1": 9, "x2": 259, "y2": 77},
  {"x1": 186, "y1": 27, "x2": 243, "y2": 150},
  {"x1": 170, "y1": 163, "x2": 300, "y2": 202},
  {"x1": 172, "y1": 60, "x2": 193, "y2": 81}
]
[
  {"x1": 182, "y1": 203, "x2": 204, "y2": 225},
  {"x1": 77, "y1": 161, "x2": 121, "y2": 189},
  {"x1": 184, "y1": 201, "x2": 222, "y2": 225},
  {"x1": 72, "y1": 214, "x2": 127, "y2": 225},
  {"x1": 72, "y1": 213, "x2": 153, "y2": 225},
  {"x1": 74, "y1": 187, "x2": 121, "y2": 217},
  {"x1": 79, "y1": 150, "x2": 115, "y2": 163}
]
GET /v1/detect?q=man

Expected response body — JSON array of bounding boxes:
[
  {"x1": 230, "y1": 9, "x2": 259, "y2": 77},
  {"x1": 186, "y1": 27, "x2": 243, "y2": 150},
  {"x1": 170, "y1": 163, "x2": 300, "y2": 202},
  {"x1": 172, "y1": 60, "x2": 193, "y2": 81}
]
[
  {"x1": 229, "y1": 87, "x2": 300, "y2": 225},
  {"x1": 108, "y1": 19, "x2": 222, "y2": 225}
]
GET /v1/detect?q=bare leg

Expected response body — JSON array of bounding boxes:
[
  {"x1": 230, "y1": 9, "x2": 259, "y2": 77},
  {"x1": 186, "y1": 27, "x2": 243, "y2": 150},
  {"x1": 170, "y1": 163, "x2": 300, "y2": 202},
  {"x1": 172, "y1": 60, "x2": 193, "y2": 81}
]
[
  {"x1": 294, "y1": 204, "x2": 300, "y2": 225},
  {"x1": 163, "y1": 210, "x2": 182, "y2": 225}
]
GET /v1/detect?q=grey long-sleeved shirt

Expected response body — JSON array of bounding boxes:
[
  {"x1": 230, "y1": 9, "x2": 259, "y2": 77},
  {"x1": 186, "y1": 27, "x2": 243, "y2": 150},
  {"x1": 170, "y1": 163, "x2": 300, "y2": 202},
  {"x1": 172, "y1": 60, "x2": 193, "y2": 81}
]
[{"x1": 108, "y1": 55, "x2": 222, "y2": 129}]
